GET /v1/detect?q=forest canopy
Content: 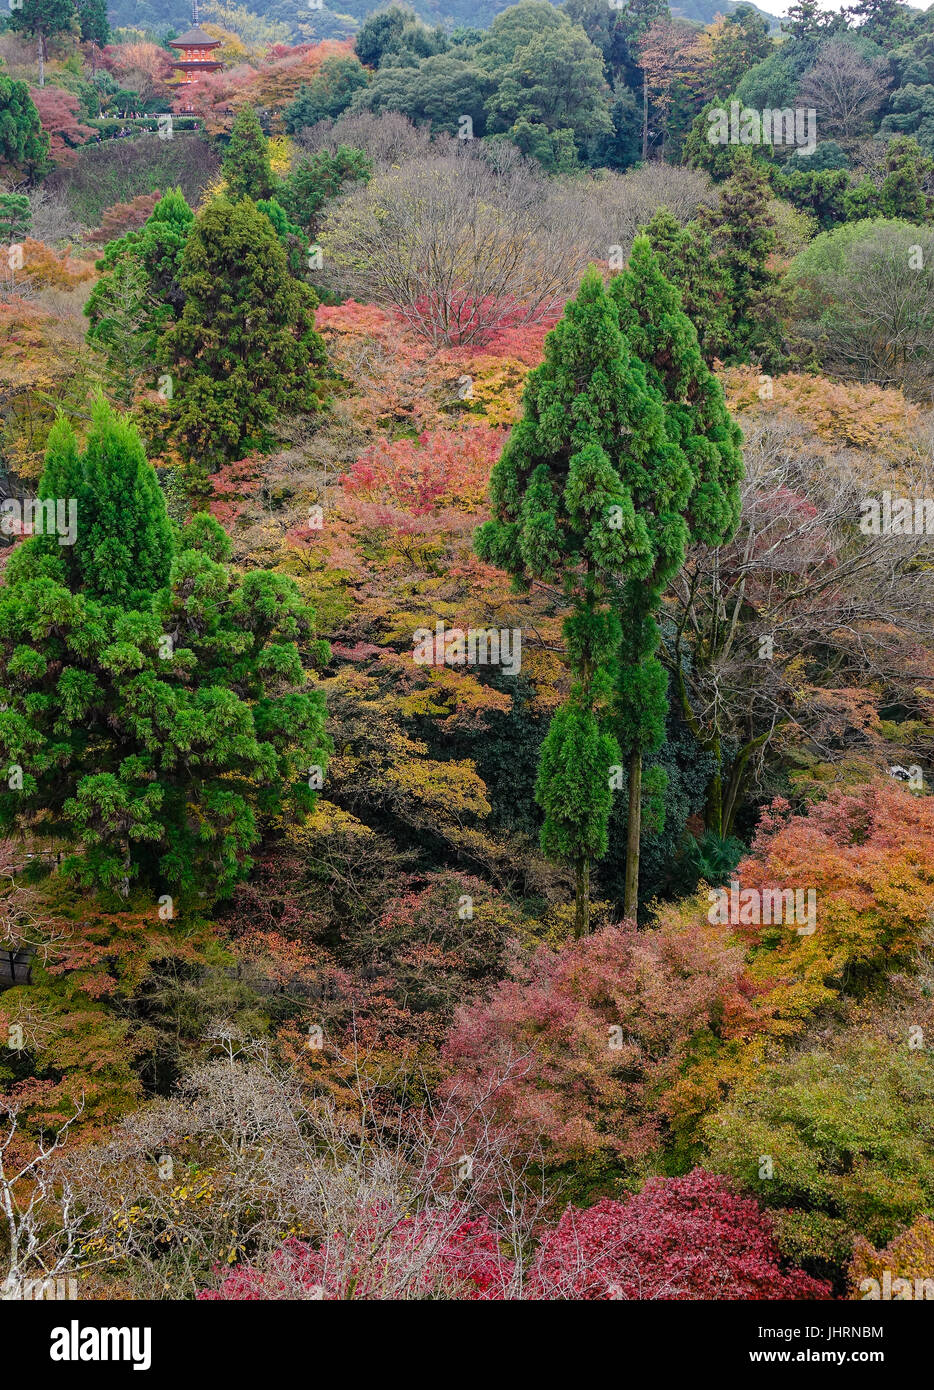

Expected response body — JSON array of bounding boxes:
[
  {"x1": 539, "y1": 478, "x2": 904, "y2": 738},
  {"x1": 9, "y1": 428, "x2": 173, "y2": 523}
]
[{"x1": 0, "y1": 0, "x2": 933, "y2": 1331}]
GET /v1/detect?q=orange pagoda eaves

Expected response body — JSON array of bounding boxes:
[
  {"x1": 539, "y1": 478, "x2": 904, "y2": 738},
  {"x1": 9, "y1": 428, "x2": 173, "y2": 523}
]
[{"x1": 168, "y1": 26, "x2": 223, "y2": 84}]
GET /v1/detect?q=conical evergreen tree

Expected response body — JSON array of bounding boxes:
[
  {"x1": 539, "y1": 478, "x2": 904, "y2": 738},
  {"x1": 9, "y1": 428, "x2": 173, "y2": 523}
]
[
  {"x1": 477, "y1": 266, "x2": 684, "y2": 934},
  {"x1": 13, "y1": 395, "x2": 173, "y2": 609},
  {"x1": 641, "y1": 207, "x2": 732, "y2": 365},
  {"x1": 79, "y1": 393, "x2": 174, "y2": 607},
  {"x1": 161, "y1": 195, "x2": 327, "y2": 471},
  {"x1": 0, "y1": 403, "x2": 329, "y2": 902},
  {"x1": 86, "y1": 187, "x2": 194, "y2": 365},
  {"x1": 608, "y1": 236, "x2": 744, "y2": 913},
  {"x1": 222, "y1": 104, "x2": 275, "y2": 202},
  {"x1": 702, "y1": 150, "x2": 785, "y2": 364},
  {"x1": 612, "y1": 236, "x2": 743, "y2": 548},
  {"x1": 29, "y1": 413, "x2": 84, "y2": 588}
]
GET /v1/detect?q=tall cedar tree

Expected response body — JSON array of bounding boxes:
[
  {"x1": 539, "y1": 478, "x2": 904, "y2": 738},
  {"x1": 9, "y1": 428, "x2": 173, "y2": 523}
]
[
  {"x1": 160, "y1": 195, "x2": 327, "y2": 472},
  {"x1": 86, "y1": 188, "x2": 195, "y2": 367},
  {"x1": 76, "y1": 0, "x2": 108, "y2": 44},
  {"x1": 610, "y1": 236, "x2": 743, "y2": 913},
  {"x1": 642, "y1": 207, "x2": 733, "y2": 366},
  {"x1": 0, "y1": 399, "x2": 330, "y2": 901},
  {"x1": 477, "y1": 267, "x2": 682, "y2": 934},
  {"x1": 7, "y1": 0, "x2": 77, "y2": 87},
  {"x1": 222, "y1": 104, "x2": 276, "y2": 202},
  {"x1": 700, "y1": 150, "x2": 785, "y2": 366},
  {"x1": 0, "y1": 75, "x2": 49, "y2": 176}
]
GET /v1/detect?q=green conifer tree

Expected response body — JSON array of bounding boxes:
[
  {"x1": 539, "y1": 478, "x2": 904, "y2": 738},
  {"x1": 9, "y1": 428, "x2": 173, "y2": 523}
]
[
  {"x1": 476, "y1": 266, "x2": 683, "y2": 934},
  {"x1": 0, "y1": 192, "x2": 31, "y2": 243},
  {"x1": 29, "y1": 412, "x2": 84, "y2": 590},
  {"x1": 222, "y1": 105, "x2": 275, "y2": 202},
  {"x1": 85, "y1": 188, "x2": 195, "y2": 387},
  {"x1": 641, "y1": 207, "x2": 732, "y2": 365},
  {"x1": 278, "y1": 147, "x2": 371, "y2": 233},
  {"x1": 77, "y1": 395, "x2": 174, "y2": 608},
  {"x1": 701, "y1": 150, "x2": 786, "y2": 366},
  {"x1": 84, "y1": 255, "x2": 153, "y2": 407},
  {"x1": 76, "y1": 0, "x2": 109, "y2": 45},
  {"x1": 879, "y1": 136, "x2": 932, "y2": 223},
  {"x1": 609, "y1": 236, "x2": 744, "y2": 913},
  {"x1": 0, "y1": 400, "x2": 329, "y2": 902},
  {"x1": 7, "y1": 0, "x2": 76, "y2": 87},
  {"x1": 0, "y1": 74, "x2": 49, "y2": 175},
  {"x1": 161, "y1": 195, "x2": 327, "y2": 471}
]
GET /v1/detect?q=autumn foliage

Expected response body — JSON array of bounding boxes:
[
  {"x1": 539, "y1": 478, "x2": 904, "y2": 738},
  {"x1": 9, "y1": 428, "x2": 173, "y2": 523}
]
[
  {"x1": 175, "y1": 41, "x2": 357, "y2": 134},
  {"x1": 342, "y1": 424, "x2": 503, "y2": 515},
  {"x1": 736, "y1": 782, "x2": 934, "y2": 1005},
  {"x1": 442, "y1": 916, "x2": 748, "y2": 1176},
  {"x1": 528, "y1": 1171, "x2": 833, "y2": 1300},
  {"x1": 198, "y1": 1207, "x2": 513, "y2": 1301},
  {"x1": 441, "y1": 780, "x2": 934, "y2": 1182},
  {"x1": 88, "y1": 191, "x2": 163, "y2": 245},
  {"x1": 849, "y1": 1217, "x2": 934, "y2": 1299},
  {"x1": 29, "y1": 87, "x2": 95, "y2": 164},
  {"x1": 197, "y1": 1174, "x2": 830, "y2": 1301},
  {"x1": 6, "y1": 9, "x2": 934, "y2": 1310},
  {"x1": 721, "y1": 367, "x2": 928, "y2": 461}
]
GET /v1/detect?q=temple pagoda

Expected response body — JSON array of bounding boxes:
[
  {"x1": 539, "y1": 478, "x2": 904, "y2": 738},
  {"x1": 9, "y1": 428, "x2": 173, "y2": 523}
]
[{"x1": 168, "y1": 1, "x2": 223, "y2": 90}]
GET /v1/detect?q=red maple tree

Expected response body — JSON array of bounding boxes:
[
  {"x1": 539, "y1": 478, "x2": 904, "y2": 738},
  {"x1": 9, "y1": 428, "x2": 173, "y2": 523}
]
[{"x1": 528, "y1": 1170, "x2": 833, "y2": 1300}]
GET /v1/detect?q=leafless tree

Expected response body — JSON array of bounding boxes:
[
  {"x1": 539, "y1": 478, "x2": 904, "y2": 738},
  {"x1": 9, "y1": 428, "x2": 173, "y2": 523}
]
[
  {"x1": 297, "y1": 110, "x2": 438, "y2": 169},
  {"x1": 0, "y1": 1094, "x2": 87, "y2": 1297},
  {"x1": 666, "y1": 410, "x2": 934, "y2": 835},
  {"x1": 841, "y1": 234, "x2": 934, "y2": 394},
  {"x1": 578, "y1": 162, "x2": 717, "y2": 262},
  {"x1": 319, "y1": 141, "x2": 715, "y2": 348},
  {"x1": 318, "y1": 142, "x2": 596, "y2": 348},
  {"x1": 797, "y1": 40, "x2": 890, "y2": 144},
  {"x1": 63, "y1": 1031, "x2": 548, "y2": 1299},
  {"x1": 25, "y1": 186, "x2": 81, "y2": 248}
]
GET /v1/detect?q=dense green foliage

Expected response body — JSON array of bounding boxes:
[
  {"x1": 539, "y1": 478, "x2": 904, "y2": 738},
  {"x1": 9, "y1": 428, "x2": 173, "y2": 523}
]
[
  {"x1": 279, "y1": 146, "x2": 372, "y2": 230},
  {"x1": 4, "y1": 0, "x2": 934, "y2": 1314},
  {"x1": 160, "y1": 195, "x2": 328, "y2": 471},
  {"x1": 0, "y1": 191, "x2": 32, "y2": 242},
  {"x1": 222, "y1": 105, "x2": 276, "y2": 203},
  {"x1": 284, "y1": 55, "x2": 369, "y2": 132},
  {"x1": 475, "y1": 264, "x2": 727, "y2": 927},
  {"x1": 609, "y1": 237, "x2": 743, "y2": 882},
  {"x1": 85, "y1": 188, "x2": 194, "y2": 368},
  {"x1": 0, "y1": 74, "x2": 49, "y2": 177},
  {"x1": 0, "y1": 401, "x2": 330, "y2": 901},
  {"x1": 704, "y1": 1034, "x2": 934, "y2": 1278}
]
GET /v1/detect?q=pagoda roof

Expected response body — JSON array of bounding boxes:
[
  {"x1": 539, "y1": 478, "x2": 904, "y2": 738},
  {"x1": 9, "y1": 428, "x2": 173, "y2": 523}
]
[{"x1": 168, "y1": 26, "x2": 221, "y2": 48}]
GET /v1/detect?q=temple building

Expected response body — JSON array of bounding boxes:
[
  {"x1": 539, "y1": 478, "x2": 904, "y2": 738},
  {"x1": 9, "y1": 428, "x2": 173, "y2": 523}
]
[{"x1": 168, "y1": 1, "x2": 223, "y2": 93}]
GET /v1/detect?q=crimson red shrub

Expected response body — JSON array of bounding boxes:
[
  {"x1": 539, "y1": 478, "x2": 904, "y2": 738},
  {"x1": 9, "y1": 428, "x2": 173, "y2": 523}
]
[{"x1": 527, "y1": 1169, "x2": 833, "y2": 1300}]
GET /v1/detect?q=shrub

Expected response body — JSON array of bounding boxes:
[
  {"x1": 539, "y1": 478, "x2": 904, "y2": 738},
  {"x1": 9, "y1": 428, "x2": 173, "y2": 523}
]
[
  {"x1": 787, "y1": 218, "x2": 934, "y2": 394},
  {"x1": 528, "y1": 1170, "x2": 833, "y2": 1299}
]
